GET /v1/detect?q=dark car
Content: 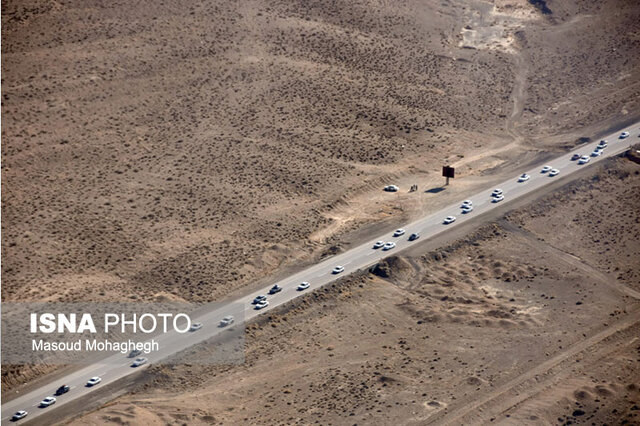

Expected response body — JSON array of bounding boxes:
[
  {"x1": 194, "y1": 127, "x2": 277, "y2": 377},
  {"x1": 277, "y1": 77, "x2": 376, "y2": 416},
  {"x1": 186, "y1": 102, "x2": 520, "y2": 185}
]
[
  {"x1": 268, "y1": 285, "x2": 282, "y2": 295},
  {"x1": 408, "y1": 233, "x2": 420, "y2": 241},
  {"x1": 570, "y1": 153, "x2": 581, "y2": 161},
  {"x1": 55, "y1": 385, "x2": 70, "y2": 395},
  {"x1": 252, "y1": 295, "x2": 267, "y2": 304},
  {"x1": 128, "y1": 349, "x2": 142, "y2": 358}
]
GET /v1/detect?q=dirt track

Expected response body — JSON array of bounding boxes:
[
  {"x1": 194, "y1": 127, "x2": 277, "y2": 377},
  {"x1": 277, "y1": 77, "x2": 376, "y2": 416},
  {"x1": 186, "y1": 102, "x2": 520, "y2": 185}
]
[
  {"x1": 436, "y1": 308, "x2": 640, "y2": 424},
  {"x1": 63, "y1": 156, "x2": 640, "y2": 425},
  {"x1": 3, "y1": 0, "x2": 640, "y2": 421},
  {"x1": 4, "y1": 0, "x2": 640, "y2": 311}
]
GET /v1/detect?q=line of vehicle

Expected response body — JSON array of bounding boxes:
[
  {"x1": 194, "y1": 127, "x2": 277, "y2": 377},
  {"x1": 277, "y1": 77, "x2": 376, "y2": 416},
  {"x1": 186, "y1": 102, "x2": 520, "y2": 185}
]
[{"x1": 3, "y1": 126, "x2": 639, "y2": 424}]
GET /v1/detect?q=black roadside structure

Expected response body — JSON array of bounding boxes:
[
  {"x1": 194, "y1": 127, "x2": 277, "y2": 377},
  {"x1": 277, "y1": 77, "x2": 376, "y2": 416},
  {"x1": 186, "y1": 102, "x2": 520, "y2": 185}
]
[{"x1": 443, "y1": 166, "x2": 455, "y2": 185}]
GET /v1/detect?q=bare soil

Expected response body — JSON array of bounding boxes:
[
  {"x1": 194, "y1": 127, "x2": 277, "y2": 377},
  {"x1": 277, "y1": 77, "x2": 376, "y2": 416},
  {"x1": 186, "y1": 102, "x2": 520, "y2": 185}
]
[
  {"x1": 66, "y1": 157, "x2": 640, "y2": 425},
  {"x1": 2, "y1": 0, "x2": 640, "y2": 416},
  {"x1": 4, "y1": 0, "x2": 640, "y2": 306}
]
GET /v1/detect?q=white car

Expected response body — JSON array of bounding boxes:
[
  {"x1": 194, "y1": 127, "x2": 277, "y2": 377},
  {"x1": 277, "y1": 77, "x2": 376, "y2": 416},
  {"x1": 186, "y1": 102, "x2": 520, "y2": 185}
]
[
  {"x1": 461, "y1": 200, "x2": 473, "y2": 208},
  {"x1": 492, "y1": 194, "x2": 504, "y2": 203},
  {"x1": 255, "y1": 300, "x2": 269, "y2": 309},
  {"x1": 548, "y1": 169, "x2": 560, "y2": 177},
  {"x1": 578, "y1": 155, "x2": 590, "y2": 164},
  {"x1": 383, "y1": 185, "x2": 399, "y2": 192},
  {"x1": 382, "y1": 242, "x2": 396, "y2": 251},
  {"x1": 40, "y1": 397, "x2": 56, "y2": 407},
  {"x1": 518, "y1": 174, "x2": 530, "y2": 182},
  {"x1": 87, "y1": 377, "x2": 102, "y2": 386},
  {"x1": 297, "y1": 281, "x2": 310, "y2": 291},
  {"x1": 591, "y1": 149, "x2": 602, "y2": 157},
  {"x1": 11, "y1": 411, "x2": 28, "y2": 421},
  {"x1": 597, "y1": 140, "x2": 608, "y2": 149},
  {"x1": 393, "y1": 229, "x2": 405, "y2": 237},
  {"x1": 132, "y1": 357, "x2": 148, "y2": 367},
  {"x1": 443, "y1": 216, "x2": 456, "y2": 224},
  {"x1": 540, "y1": 165, "x2": 552, "y2": 173},
  {"x1": 462, "y1": 205, "x2": 473, "y2": 213},
  {"x1": 332, "y1": 266, "x2": 345, "y2": 274},
  {"x1": 190, "y1": 322, "x2": 203, "y2": 331},
  {"x1": 220, "y1": 316, "x2": 235, "y2": 327},
  {"x1": 491, "y1": 188, "x2": 503, "y2": 197},
  {"x1": 373, "y1": 241, "x2": 385, "y2": 249},
  {"x1": 620, "y1": 131, "x2": 630, "y2": 139}
]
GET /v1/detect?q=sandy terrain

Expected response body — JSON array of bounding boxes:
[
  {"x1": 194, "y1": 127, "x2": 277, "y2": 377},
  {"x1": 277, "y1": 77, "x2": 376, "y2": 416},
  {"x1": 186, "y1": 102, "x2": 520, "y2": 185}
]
[
  {"x1": 4, "y1": 0, "x2": 640, "y2": 307},
  {"x1": 65, "y1": 155, "x2": 640, "y2": 425},
  {"x1": 1, "y1": 0, "x2": 511, "y2": 307},
  {"x1": 2, "y1": 0, "x2": 640, "y2": 415}
]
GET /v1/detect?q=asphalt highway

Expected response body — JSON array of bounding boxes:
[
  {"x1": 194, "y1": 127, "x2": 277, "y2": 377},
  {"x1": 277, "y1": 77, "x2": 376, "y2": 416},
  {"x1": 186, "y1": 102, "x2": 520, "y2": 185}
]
[{"x1": 2, "y1": 123, "x2": 640, "y2": 424}]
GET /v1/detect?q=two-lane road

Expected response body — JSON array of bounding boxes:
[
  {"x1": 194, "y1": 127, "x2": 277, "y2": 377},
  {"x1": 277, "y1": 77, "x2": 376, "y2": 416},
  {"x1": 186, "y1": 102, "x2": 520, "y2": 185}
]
[{"x1": 3, "y1": 123, "x2": 640, "y2": 424}]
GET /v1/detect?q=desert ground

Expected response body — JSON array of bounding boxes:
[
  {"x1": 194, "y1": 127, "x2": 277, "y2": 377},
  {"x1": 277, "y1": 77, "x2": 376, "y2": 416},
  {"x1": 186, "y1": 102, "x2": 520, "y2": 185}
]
[
  {"x1": 68, "y1": 155, "x2": 640, "y2": 425},
  {"x1": 4, "y1": 0, "x2": 640, "y2": 304},
  {"x1": 2, "y1": 0, "x2": 640, "y2": 422}
]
